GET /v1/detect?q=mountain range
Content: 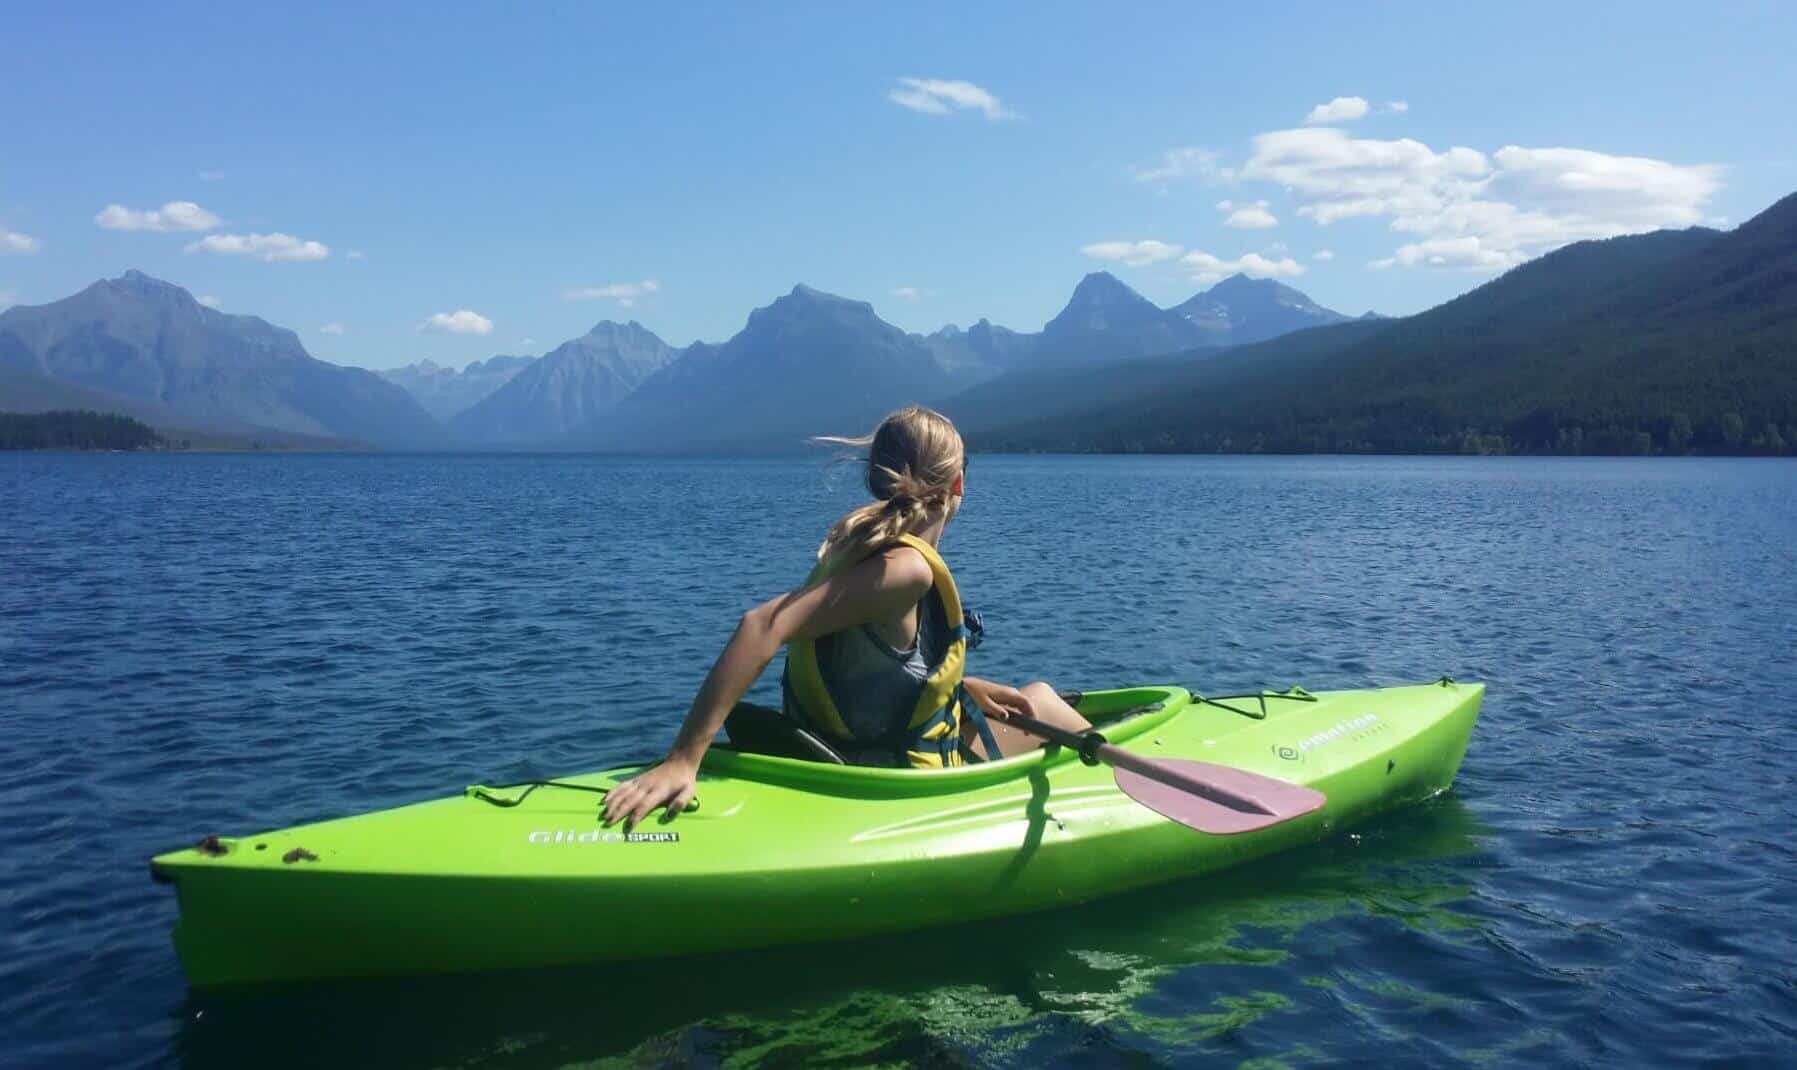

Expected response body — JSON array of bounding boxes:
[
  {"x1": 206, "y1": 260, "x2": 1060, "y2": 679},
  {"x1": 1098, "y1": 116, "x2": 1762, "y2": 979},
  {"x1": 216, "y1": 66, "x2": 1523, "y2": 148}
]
[
  {"x1": 379, "y1": 355, "x2": 533, "y2": 422},
  {"x1": 1173, "y1": 273, "x2": 1371, "y2": 345},
  {"x1": 453, "y1": 272, "x2": 1355, "y2": 449},
  {"x1": 450, "y1": 322, "x2": 677, "y2": 444},
  {"x1": 5, "y1": 190, "x2": 1793, "y2": 455},
  {"x1": 0, "y1": 271, "x2": 439, "y2": 446},
  {"x1": 2, "y1": 268, "x2": 1344, "y2": 450}
]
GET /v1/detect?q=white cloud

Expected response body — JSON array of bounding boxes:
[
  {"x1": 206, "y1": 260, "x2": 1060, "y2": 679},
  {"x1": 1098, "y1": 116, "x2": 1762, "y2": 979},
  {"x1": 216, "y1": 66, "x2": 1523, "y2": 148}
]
[
  {"x1": 199, "y1": 170, "x2": 225, "y2": 182},
  {"x1": 1080, "y1": 239, "x2": 1185, "y2": 267},
  {"x1": 420, "y1": 309, "x2": 493, "y2": 335},
  {"x1": 1244, "y1": 127, "x2": 1490, "y2": 224},
  {"x1": 563, "y1": 278, "x2": 660, "y2": 308},
  {"x1": 1179, "y1": 250, "x2": 1306, "y2": 285},
  {"x1": 1242, "y1": 125, "x2": 1721, "y2": 272},
  {"x1": 1487, "y1": 146, "x2": 1721, "y2": 228},
  {"x1": 96, "y1": 201, "x2": 221, "y2": 232},
  {"x1": 519, "y1": 337, "x2": 535, "y2": 347},
  {"x1": 186, "y1": 232, "x2": 330, "y2": 262},
  {"x1": 1387, "y1": 100, "x2": 1410, "y2": 115},
  {"x1": 1218, "y1": 199, "x2": 1278, "y2": 229},
  {"x1": 319, "y1": 322, "x2": 345, "y2": 335},
  {"x1": 1371, "y1": 237, "x2": 1518, "y2": 270},
  {"x1": 346, "y1": 249, "x2": 366, "y2": 261},
  {"x1": 1133, "y1": 146, "x2": 1232, "y2": 184},
  {"x1": 1, "y1": 227, "x2": 39, "y2": 254},
  {"x1": 197, "y1": 295, "x2": 222, "y2": 309},
  {"x1": 890, "y1": 286, "x2": 922, "y2": 301},
  {"x1": 1304, "y1": 96, "x2": 1370, "y2": 125},
  {"x1": 1313, "y1": 249, "x2": 1335, "y2": 261},
  {"x1": 888, "y1": 77, "x2": 1017, "y2": 121}
]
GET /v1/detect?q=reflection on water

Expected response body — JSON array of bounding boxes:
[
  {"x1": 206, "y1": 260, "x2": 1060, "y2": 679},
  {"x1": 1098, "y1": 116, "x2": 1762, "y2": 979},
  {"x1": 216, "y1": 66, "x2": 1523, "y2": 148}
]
[{"x1": 176, "y1": 798, "x2": 1486, "y2": 1068}]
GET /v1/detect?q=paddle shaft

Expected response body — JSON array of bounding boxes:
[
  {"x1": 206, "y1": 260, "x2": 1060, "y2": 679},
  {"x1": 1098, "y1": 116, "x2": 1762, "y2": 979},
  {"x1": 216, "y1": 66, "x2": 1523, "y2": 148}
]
[{"x1": 1002, "y1": 712, "x2": 1278, "y2": 817}]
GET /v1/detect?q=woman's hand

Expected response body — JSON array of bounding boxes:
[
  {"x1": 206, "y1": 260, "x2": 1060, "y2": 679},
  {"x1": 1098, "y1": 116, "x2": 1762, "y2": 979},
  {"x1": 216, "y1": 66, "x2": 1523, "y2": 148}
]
[
  {"x1": 969, "y1": 681, "x2": 1038, "y2": 724},
  {"x1": 601, "y1": 757, "x2": 699, "y2": 831}
]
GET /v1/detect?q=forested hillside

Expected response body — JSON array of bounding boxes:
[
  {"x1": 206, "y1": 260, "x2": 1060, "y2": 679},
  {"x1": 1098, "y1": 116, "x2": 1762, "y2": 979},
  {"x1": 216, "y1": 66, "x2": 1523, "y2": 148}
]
[
  {"x1": 0, "y1": 411, "x2": 162, "y2": 450},
  {"x1": 977, "y1": 192, "x2": 1797, "y2": 455}
]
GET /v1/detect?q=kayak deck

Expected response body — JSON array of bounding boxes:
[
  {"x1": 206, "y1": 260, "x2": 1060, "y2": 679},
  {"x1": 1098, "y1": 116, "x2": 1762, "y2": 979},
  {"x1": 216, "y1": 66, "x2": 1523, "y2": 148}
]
[{"x1": 152, "y1": 681, "x2": 1482, "y2": 987}]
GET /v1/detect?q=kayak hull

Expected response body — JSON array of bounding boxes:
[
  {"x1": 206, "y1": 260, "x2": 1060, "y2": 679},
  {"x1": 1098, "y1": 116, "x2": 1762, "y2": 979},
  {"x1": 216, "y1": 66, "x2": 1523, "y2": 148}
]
[{"x1": 152, "y1": 681, "x2": 1482, "y2": 987}]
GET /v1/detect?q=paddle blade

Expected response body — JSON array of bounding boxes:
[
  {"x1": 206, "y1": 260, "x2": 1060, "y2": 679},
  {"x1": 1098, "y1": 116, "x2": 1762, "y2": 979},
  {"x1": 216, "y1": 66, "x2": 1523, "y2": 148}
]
[{"x1": 1112, "y1": 758, "x2": 1326, "y2": 835}]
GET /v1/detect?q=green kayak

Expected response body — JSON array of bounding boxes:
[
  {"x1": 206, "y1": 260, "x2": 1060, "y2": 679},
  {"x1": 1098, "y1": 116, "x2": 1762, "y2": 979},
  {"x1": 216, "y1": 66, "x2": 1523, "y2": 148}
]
[{"x1": 151, "y1": 680, "x2": 1482, "y2": 988}]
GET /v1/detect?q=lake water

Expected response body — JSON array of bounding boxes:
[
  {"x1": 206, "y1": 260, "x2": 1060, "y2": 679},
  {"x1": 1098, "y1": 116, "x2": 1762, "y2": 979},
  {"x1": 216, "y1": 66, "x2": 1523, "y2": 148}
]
[{"x1": 3, "y1": 453, "x2": 1794, "y2": 1068}]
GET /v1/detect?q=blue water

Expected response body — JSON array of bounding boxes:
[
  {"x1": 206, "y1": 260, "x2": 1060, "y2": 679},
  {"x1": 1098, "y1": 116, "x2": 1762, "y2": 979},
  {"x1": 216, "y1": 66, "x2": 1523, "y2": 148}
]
[{"x1": 3, "y1": 453, "x2": 1795, "y2": 1068}]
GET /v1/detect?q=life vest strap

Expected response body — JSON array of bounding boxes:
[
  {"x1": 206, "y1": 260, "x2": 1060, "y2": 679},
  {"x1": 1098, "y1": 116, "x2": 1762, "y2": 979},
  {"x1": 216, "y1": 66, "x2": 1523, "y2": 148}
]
[{"x1": 957, "y1": 683, "x2": 1003, "y2": 763}]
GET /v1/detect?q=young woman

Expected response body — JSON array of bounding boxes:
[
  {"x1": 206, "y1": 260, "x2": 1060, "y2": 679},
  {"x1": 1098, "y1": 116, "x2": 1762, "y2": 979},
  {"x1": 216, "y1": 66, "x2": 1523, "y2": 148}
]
[{"x1": 601, "y1": 406, "x2": 1092, "y2": 830}]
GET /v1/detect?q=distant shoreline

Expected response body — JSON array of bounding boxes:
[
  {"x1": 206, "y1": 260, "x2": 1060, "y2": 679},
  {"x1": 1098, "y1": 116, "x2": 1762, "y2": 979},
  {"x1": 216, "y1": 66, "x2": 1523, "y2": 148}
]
[
  {"x1": 8, "y1": 438, "x2": 1791, "y2": 460},
  {"x1": 0, "y1": 410, "x2": 361, "y2": 452},
  {"x1": 6, "y1": 407, "x2": 1789, "y2": 458}
]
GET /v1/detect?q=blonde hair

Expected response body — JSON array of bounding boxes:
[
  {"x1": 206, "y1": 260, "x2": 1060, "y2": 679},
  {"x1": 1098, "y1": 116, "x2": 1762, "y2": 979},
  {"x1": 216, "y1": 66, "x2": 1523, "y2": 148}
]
[{"x1": 813, "y1": 406, "x2": 966, "y2": 568}]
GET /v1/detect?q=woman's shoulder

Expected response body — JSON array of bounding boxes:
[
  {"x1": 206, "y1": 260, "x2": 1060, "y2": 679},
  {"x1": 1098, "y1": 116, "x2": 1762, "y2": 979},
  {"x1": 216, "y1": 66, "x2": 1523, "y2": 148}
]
[{"x1": 865, "y1": 542, "x2": 936, "y2": 592}]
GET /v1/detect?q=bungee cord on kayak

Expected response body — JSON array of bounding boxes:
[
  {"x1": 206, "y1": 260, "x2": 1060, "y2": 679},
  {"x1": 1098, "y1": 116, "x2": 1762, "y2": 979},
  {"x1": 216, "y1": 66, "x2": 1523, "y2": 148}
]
[
  {"x1": 1189, "y1": 687, "x2": 1320, "y2": 720},
  {"x1": 466, "y1": 778, "x2": 701, "y2": 813},
  {"x1": 465, "y1": 780, "x2": 614, "y2": 809}
]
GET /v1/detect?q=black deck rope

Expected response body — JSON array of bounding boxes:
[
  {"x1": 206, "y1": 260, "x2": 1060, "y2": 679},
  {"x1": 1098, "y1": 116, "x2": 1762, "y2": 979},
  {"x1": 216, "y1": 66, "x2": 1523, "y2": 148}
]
[
  {"x1": 1192, "y1": 687, "x2": 1319, "y2": 720},
  {"x1": 466, "y1": 773, "x2": 699, "y2": 814},
  {"x1": 465, "y1": 780, "x2": 614, "y2": 808}
]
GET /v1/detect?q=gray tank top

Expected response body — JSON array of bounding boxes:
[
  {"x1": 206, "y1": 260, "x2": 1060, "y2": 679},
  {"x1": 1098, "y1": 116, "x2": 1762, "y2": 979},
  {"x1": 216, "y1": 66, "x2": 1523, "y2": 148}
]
[{"x1": 786, "y1": 595, "x2": 950, "y2": 766}]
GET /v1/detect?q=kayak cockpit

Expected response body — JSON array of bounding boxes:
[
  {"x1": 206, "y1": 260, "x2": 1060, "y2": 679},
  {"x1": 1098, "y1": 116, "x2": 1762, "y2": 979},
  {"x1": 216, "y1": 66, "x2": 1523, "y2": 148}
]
[{"x1": 702, "y1": 686, "x2": 1191, "y2": 796}]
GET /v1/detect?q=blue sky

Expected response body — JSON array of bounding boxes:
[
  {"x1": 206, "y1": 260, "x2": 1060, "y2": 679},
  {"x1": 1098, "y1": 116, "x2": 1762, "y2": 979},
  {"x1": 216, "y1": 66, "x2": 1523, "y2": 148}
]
[{"x1": 3, "y1": 1, "x2": 1793, "y2": 370}]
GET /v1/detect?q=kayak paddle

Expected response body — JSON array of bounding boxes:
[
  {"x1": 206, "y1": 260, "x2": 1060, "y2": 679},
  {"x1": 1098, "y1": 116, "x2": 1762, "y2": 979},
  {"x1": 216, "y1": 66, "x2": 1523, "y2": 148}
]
[{"x1": 1001, "y1": 712, "x2": 1326, "y2": 835}]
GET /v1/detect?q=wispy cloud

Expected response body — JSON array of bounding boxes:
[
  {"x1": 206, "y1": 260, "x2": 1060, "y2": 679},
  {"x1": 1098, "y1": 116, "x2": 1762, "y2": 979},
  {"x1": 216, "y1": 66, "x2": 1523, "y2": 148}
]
[
  {"x1": 563, "y1": 279, "x2": 660, "y2": 307},
  {"x1": 0, "y1": 289, "x2": 17, "y2": 309},
  {"x1": 199, "y1": 170, "x2": 226, "y2": 182},
  {"x1": 346, "y1": 250, "x2": 367, "y2": 261},
  {"x1": 197, "y1": 295, "x2": 223, "y2": 309},
  {"x1": 890, "y1": 286, "x2": 923, "y2": 301},
  {"x1": 186, "y1": 232, "x2": 330, "y2": 262},
  {"x1": 1, "y1": 226, "x2": 39, "y2": 254},
  {"x1": 1218, "y1": 199, "x2": 1278, "y2": 229},
  {"x1": 319, "y1": 322, "x2": 345, "y2": 335},
  {"x1": 1313, "y1": 249, "x2": 1335, "y2": 261},
  {"x1": 1386, "y1": 100, "x2": 1410, "y2": 115},
  {"x1": 1080, "y1": 239, "x2": 1185, "y2": 267},
  {"x1": 888, "y1": 77, "x2": 1017, "y2": 121},
  {"x1": 96, "y1": 201, "x2": 221, "y2": 232},
  {"x1": 1132, "y1": 146, "x2": 1232, "y2": 185},
  {"x1": 1304, "y1": 96, "x2": 1370, "y2": 125},
  {"x1": 1180, "y1": 250, "x2": 1305, "y2": 285},
  {"x1": 420, "y1": 309, "x2": 493, "y2": 335}
]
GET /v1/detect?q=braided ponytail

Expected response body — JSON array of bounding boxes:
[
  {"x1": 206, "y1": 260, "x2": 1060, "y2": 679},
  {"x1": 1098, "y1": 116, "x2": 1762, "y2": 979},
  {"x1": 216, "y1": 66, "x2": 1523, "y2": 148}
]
[{"x1": 813, "y1": 406, "x2": 966, "y2": 569}]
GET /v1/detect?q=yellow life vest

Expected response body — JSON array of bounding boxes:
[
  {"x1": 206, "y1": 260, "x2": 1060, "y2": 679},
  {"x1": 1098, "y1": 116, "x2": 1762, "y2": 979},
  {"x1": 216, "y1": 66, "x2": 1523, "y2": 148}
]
[{"x1": 782, "y1": 533, "x2": 986, "y2": 768}]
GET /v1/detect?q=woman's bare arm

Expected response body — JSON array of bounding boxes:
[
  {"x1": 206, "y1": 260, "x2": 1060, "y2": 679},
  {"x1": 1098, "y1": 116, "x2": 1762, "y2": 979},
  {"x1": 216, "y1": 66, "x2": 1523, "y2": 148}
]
[{"x1": 600, "y1": 548, "x2": 933, "y2": 829}]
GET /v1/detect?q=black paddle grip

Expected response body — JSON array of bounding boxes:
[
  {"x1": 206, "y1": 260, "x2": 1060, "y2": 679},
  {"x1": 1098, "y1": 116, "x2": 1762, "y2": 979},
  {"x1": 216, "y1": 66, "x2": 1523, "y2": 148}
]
[{"x1": 1008, "y1": 713, "x2": 1107, "y2": 766}]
